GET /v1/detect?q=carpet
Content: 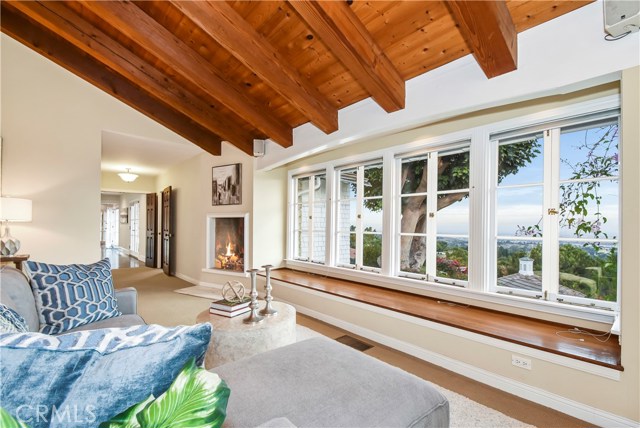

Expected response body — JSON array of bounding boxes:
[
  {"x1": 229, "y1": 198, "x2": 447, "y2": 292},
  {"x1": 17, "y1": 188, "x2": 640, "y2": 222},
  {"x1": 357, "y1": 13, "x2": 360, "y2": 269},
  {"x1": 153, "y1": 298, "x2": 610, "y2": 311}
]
[{"x1": 174, "y1": 285, "x2": 222, "y2": 300}]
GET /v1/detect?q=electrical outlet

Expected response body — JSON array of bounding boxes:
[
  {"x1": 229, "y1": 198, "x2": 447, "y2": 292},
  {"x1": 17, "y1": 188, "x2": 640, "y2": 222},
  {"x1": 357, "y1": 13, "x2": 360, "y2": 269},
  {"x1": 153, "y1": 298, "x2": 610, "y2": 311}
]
[{"x1": 512, "y1": 355, "x2": 532, "y2": 370}]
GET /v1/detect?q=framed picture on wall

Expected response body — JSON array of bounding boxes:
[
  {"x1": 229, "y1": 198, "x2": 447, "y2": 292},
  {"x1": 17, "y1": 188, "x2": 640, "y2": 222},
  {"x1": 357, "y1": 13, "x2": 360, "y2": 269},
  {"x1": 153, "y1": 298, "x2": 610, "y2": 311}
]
[{"x1": 212, "y1": 163, "x2": 242, "y2": 206}]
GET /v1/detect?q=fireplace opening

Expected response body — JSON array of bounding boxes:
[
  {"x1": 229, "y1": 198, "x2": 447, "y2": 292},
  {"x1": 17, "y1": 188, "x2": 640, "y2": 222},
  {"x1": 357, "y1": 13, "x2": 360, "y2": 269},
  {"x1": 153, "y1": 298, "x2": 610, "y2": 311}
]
[{"x1": 207, "y1": 214, "x2": 247, "y2": 273}]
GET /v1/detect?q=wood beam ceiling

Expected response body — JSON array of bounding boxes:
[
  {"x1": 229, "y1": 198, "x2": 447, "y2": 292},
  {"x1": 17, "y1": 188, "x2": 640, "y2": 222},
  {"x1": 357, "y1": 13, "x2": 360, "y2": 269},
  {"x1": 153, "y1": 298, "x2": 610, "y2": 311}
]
[
  {"x1": 79, "y1": 0, "x2": 293, "y2": 148},
  {"x1": 288, "y1": 0, "x2": 405, "y2": 113},
  {"x1": 0, "y1": 1, "x2": 223, "y2": 156},
  {"x1": 447, "y1": 0, "x2": 518, "y2": 78}
]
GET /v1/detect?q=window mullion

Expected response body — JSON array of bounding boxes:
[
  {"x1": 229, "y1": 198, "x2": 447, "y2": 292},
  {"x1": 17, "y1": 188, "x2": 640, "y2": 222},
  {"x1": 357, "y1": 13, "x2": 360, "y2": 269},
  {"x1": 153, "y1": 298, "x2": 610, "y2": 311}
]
[
  {"x1": 542, "y1": 129, "x2": 561, "y2": 298},
  {"x1": 381, "y1": 152, "x2": 394, "y2": 276},
  {"x1": 326, "y1": 166, "x2": 335, "y2": 266},
  {"x1": 356, "y1": 166, "x2": 364, "y2": 269},
  {"x1": 308, "y1": 175, "x2": 315, "y2": 262},
  {"x1": 425, "y1": 153, "x2": 438, "y2": 277}
]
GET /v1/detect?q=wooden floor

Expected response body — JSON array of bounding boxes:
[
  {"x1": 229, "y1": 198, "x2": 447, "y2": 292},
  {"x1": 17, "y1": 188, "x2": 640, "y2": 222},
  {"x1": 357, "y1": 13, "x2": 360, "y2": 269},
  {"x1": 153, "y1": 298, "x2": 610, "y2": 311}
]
[
  {"x1": 297, "y1": 313, "x2": 591, "y2": 428},
  {"x1": 266, "y1": 268, "x2": 622, "y2": 370},
  {"x1": 101, "y1": 247, "x2": 141, "y2": 269}
]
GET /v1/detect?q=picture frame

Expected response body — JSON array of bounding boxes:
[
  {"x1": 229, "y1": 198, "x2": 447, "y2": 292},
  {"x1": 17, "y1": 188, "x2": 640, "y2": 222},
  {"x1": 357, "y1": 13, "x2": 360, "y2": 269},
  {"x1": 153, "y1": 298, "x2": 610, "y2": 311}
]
[{"x1": 212, "y1": 163, "x2": 242, "y2": 206}]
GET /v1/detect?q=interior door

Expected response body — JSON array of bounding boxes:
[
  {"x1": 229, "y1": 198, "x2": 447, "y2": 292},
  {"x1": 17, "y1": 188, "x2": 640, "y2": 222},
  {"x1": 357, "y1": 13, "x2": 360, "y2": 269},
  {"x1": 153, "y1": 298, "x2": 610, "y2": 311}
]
[
  {"x1": 145, "y1": 193, "x2": 157, "y2": 268},
  {"x1": 161, "y1": 186, "x2": 173, "y2": 275}
]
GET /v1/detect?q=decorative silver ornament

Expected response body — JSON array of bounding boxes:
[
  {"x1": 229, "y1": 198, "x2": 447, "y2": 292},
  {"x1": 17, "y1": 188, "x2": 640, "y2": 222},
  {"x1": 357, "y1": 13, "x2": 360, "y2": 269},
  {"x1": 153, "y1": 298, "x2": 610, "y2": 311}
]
[{"x1": 222, "y1": 280, "x2": 246, "y2": 303}]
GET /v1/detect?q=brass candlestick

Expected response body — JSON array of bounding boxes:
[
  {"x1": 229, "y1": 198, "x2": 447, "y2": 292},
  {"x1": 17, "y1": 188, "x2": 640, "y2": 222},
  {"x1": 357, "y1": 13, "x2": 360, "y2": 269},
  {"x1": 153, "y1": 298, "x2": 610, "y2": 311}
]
[
  {"x1": 243, "y1": 269, "x2": 264, "y2": 325},
  {"x1": 259, "y1": 264, "x2": 278, "y2": 317}
]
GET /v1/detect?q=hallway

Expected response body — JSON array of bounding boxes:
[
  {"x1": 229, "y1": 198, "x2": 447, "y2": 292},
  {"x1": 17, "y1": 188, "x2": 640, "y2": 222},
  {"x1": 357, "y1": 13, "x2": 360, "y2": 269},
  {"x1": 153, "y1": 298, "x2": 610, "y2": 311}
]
[{"x1": 101, "y1": 247, "x2": 141, "y2": 269}]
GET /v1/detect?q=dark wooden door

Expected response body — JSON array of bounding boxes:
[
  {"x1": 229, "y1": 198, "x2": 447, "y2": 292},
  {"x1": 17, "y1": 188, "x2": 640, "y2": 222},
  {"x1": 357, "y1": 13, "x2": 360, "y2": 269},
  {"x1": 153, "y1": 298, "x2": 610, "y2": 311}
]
[
  {"x1": 161, "y1": 186, "x2": 173, "y2": 276},
  {"x1": 145, "y1": 193, "x2": 157, "y2": 268}
]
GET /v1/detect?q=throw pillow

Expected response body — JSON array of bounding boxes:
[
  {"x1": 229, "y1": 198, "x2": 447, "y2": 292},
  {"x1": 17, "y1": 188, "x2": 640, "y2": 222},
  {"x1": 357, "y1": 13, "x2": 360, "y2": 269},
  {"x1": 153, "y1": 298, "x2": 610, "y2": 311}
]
[
  {"x1": 0, "y1": 304, "x2": 28, "y2": 333},
  {"x1": 25, "y1": 259, "x2": 121, "y2": 334},
  {"x1": 0, "y1": 323, "x2": 212, "y2": 428}
]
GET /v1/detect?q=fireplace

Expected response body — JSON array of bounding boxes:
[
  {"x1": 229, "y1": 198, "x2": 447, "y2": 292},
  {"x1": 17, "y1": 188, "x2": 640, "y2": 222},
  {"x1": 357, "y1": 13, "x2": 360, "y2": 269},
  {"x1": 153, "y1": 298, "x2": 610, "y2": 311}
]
[{"x1": 206, "y1": 214, "x2": 248, "y2": 274}]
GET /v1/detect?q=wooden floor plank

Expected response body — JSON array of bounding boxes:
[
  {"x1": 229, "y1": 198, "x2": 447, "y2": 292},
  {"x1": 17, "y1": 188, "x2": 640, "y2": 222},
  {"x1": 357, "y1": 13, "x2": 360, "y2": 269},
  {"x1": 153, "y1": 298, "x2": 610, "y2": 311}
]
[{"x1": 264, "y1": 268, "x2": 622, "y2": 370}]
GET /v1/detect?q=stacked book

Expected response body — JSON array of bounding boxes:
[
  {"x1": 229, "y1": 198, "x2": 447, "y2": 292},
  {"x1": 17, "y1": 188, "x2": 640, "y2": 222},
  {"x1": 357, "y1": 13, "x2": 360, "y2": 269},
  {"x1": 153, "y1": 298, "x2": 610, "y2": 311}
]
[{"x1": 209, "y1": 297, "x2": 251, "y2": 317}]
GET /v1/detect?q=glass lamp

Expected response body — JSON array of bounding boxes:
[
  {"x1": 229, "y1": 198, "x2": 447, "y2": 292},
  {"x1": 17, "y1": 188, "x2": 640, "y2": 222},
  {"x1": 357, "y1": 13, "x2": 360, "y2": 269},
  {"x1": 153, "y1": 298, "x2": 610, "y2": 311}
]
[
  {"x1": 118, "y1": 168, "x2": 139, "y2": 183},
  {"x1": 0, "y1": 197, "x2": 32, "y2": 256}
]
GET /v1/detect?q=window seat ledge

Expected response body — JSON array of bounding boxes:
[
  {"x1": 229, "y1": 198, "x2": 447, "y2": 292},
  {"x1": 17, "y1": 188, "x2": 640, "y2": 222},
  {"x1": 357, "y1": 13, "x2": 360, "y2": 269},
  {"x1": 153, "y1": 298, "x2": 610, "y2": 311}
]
[{"x1": 261, "y1": 268, "x2": 623, "y2": 371}]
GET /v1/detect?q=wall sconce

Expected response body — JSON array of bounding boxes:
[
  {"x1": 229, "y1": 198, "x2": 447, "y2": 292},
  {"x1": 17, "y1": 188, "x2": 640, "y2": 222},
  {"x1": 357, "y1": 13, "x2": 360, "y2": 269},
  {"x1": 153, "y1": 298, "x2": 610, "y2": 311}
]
[
  {"x1": 0, "y1": 197, "x2": 32, "y2": 256},
  {"x1": 118, "y1": 168, "x2": 139, "y2": 183}
]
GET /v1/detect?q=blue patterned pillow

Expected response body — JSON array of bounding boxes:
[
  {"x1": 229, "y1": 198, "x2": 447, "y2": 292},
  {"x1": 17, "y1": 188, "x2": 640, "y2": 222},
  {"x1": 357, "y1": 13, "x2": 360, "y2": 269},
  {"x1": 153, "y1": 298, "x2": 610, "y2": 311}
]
[
  {"x1": 0, "y1": 323, "x2": 212, "y2": 428},
  {"x1": 0, "y1": 304, "x2": 28, "y2": 333},
  {"x1": 25, "y1": 259, "x2": 121, "y2": 334}
]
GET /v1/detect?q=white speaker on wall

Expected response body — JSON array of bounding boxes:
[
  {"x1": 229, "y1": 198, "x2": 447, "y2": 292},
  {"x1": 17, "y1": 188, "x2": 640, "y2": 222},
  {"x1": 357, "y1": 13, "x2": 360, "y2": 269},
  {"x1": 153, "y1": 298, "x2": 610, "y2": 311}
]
[
  {"x1": 604, "y1": 0, "x2": 640, "y2": 37},
  {"x1": 253, "y1": 139, "x2": 266, "y2": 157}
]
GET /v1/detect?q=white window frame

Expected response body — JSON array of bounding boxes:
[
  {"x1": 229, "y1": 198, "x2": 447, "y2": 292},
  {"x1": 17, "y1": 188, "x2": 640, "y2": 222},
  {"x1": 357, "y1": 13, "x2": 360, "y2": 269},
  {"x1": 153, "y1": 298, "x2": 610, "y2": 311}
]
[
  {"x1": 334, "y1": 159, "x2": 384, "y2": 273},
  {"x1": 284, "y1": 94, "x2": 620, "y2": 325},
  {"x1": 129, "y1": 201, "x2": 140, "y2": 256},
  {"x1": 290, "y1": 172, "x2": 328, "y2": 264}
]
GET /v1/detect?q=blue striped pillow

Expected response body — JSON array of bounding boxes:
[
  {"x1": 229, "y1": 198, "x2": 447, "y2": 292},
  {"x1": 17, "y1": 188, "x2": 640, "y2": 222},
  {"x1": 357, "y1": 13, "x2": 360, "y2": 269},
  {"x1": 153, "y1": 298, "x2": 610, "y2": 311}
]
[
  {"x1": 25, "y1": 259, "x2": 121, "y2": 334},
  {"x1": 0, "y1": 304, "x2": 28, "y2": 333}
]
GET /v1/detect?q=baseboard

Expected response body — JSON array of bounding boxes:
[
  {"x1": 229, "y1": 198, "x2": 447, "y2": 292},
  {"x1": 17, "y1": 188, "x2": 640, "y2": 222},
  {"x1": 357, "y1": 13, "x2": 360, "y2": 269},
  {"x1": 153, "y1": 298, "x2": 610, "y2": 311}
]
[
  {"x1": 175, "y1": 273, "x2": 224, "y2": 290},
  {"x1": 283, "y1": 299, "x2": 638, "y2": 428}
]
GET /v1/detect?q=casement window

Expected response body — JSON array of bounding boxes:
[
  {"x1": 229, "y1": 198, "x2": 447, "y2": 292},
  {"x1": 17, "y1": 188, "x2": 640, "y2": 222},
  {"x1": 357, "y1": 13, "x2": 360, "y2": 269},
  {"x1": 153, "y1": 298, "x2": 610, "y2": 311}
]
[
  {"x1": 130, "y1": 201, "x2": 140, "y2": 255},
  {"x1": 292, "y1": 173, "x2": 327, "y2": 263},
  {"x1": 492, "y1": 112, "x2": 620, "y2": 310},
  {"x1": 335, "y1": 161, "x2": 383, "y2": 271},
  {"x1": 396, "y1": 144, "x2": 470, "y2": 286}
]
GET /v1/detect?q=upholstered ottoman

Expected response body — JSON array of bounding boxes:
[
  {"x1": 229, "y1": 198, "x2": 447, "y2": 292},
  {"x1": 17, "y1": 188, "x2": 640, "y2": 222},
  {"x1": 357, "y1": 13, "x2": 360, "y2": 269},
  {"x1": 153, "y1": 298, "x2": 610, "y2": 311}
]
[{"x1": 215, "y1": 336, "x2": 449, "y2": 427}]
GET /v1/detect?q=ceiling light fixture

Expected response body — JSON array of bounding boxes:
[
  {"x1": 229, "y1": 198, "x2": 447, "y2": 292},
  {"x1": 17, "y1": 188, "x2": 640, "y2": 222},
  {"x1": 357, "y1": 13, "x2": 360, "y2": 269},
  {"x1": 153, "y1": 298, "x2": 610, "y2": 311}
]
[{"x1": 118, "y1": 168, "x2": 139, "y2": 183}]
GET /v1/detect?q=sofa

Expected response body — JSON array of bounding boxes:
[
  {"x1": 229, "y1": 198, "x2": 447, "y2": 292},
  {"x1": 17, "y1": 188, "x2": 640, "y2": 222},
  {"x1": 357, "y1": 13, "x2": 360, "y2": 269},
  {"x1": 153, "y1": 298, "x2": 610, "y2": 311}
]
[{"x1": 0, "y1": 264, "x2": 449, "y2": 427}]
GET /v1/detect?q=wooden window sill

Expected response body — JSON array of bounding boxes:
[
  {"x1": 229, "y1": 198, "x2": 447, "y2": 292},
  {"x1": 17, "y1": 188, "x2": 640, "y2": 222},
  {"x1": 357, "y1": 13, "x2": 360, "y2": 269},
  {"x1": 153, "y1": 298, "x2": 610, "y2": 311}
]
[{"x1": 262, "y1": 268, "x2": 622, "y2": 371}]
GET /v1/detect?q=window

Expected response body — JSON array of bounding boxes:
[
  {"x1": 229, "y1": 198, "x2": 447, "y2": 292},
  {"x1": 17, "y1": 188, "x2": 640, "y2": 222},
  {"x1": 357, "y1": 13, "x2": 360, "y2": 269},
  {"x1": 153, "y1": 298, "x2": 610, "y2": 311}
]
[
  {"x1": 292, "y1": 173, "x2": 326, "y2": 263},
  {"x1": 336, "y1": 162, "x2": 383, "y2": 271},
  {"x1": 493, "y1": 115, "x2": 620, "y2": 309},
  {"x1": 397, "y1": 145, "x2": 470, "y2": 285},
  {"x1": 130, "y1": 201, "x2": 140, "y2": 255}
]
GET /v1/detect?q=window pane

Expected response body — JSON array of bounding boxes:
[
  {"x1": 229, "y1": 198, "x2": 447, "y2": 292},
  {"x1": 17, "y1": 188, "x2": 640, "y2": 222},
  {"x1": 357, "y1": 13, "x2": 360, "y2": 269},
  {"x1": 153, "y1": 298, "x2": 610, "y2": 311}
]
[
  {"x1": 314, "y1": 175, "x2": 327, "y2": 200},
  {"x1": 401, "y1": 158, "x2": 427, "y2": 194},
  {"x1": 496, "y1": 240, "x2": 543, "y2": 290},
  {"x1": 558, "y1": 242, "x2": 617, "y2": 301},
  {"x1": 498, "y1": 137, "x2": 543, "y2": 186},
  {"x1": 560, "y1": 123, "x2": 619, "y2": 180},
  {"x1": 364, "y1": 164, "x2": 383, "y2": 197},
  {"x1": 297, "y1": 177, "x2": 310, "y2": 203},
  {"x1": 401, "y1": 196, "x2": 426, "y2": 234},
  {"x1": 337, "y1": 232, "x2": 355, "y2": 265},
  {"x1": 559, "y1": 180, "x2": 618, "y2": 239},
  {"x1": 362, "y1": 233, "x2": 382, "y2": 268},
  {"x1": 339, "y1": 168, "x2": 357, "y2": 199},
  {"x1": 362, "y1": 199, "x2": 383, "y2": 232},
  {"x1": 312, "y1": 232, "x2": 326, "y2": 263},
  {"x1": 496, "y1": 187, "x2": 543, "y2": 237},
  {"x1": 438, "y1": 150, "x2": 469, "y2": 191},
  {"x1": 437, "y1": 193, "x2": 469, "y2": 235},
  {"x1": 294, "y1": 230, "x2": 308, "y2": 260},
  {"x1": 436, "y1": 237, "x2": 468, "y2": 281},
  {"x1": 296, "y1": 204, "x2": 309, "y2": 231},
  {"x1": 313, "y1": 203, "x2": 326, "y2": 231},
  {"x1": 399, "y1": 235, "x2": 426, "y2": 274},
  {"x1": 337, "y1": 199, "x2": 356, "y2": 232}
]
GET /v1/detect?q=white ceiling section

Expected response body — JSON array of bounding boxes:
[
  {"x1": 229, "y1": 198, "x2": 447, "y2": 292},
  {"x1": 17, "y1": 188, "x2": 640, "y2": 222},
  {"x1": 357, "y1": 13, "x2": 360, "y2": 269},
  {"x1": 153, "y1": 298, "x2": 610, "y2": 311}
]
[
  {"x1": 101, "y1": 130, "x2": 203, "y2": 176},
  {"x1": 258, "y1": 0, "x2": 640, "y2": 171}
]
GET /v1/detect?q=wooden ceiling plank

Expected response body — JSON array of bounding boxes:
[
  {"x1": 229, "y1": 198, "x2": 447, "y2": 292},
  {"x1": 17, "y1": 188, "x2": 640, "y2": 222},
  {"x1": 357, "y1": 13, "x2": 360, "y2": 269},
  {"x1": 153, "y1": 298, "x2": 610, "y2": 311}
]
[
  {"x1": 80, "y1": 0, "x2": 293, "y2": 148},
  {"x1": 168, "y1": 0, "x2": 338, "y2": 135},
  {"x1": 447, "y1": 0, "x2": 517, "y2": 78},
  {"x1": 288, "y1": 0, "x2": 405, "y2": 113},
  {"x1": 7, "y1": 0, "x2": 256, "y2": 152},
  {"x1": 0, "y1": 2, "x2": 222, "y2": 156}
]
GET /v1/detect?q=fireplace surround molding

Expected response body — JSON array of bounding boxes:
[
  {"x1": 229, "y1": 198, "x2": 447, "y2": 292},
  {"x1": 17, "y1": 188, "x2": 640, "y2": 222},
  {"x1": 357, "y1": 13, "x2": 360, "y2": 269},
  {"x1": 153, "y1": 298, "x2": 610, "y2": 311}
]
[{"x1": 204, "y1": 212, "x2": 249, "y2": 277}]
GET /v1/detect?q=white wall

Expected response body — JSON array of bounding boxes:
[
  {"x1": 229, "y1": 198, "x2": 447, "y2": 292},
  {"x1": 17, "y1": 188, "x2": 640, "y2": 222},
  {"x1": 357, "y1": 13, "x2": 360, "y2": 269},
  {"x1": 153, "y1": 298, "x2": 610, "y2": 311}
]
[{"x1": 0, "y1": 34, "x2": 193, "y2": 264}]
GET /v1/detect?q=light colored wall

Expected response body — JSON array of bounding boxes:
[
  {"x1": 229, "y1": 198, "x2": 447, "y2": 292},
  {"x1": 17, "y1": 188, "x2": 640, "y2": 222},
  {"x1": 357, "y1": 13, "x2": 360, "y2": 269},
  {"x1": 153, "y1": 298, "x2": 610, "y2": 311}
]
[
  {"x1": 269, "y1": 75, "x2": 639, "y2": 423},
  {"x1": 0, "y1": 34, "x2": 193, "y2": 264},
  {"x1": 156, "y1": 144, "x2": 255, "y2": 287},
  {"x1": 101, "y1": 171, "x2": 156, "y2": 194}
]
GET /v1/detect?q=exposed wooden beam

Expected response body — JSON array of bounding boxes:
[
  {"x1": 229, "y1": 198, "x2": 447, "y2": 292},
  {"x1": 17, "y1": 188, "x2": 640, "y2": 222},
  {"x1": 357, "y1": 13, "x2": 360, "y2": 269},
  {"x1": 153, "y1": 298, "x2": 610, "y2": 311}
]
[
  {"x1": 7, "y1": 1, "x2": 255, "y2": 156},
  {"x1": 447, "y1": 0, "x2": 517, "y2": 78},
  {"x1": 0, "y1": 2, "x2": 223, "y2": 156},
  {"x1": 288, "y1": 0, "x2": 405, "y2": 113},
  {"x1": 80, "y1": 0, "x2": 293, "y2": 148},
  {"x1": 168, "y1": 0, "x2": 338, "y2": 135}
]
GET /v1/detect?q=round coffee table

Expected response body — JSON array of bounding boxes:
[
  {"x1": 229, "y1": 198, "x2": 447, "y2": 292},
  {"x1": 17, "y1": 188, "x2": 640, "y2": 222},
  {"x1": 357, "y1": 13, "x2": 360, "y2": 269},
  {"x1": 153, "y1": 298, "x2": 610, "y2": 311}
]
[{"x1": 196, "y1": 301, "x2": 296, "y2": 369}]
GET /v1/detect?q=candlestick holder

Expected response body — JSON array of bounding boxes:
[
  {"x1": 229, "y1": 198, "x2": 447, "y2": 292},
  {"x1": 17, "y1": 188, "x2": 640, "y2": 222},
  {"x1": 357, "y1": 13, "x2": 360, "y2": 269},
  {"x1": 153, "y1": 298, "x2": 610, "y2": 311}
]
[
  {"x1": 243, "y1": 269, "x2": 264, "y2": 325},
  {"x1": 259, "y1": 264, "x2": 278, "y2": 317}
]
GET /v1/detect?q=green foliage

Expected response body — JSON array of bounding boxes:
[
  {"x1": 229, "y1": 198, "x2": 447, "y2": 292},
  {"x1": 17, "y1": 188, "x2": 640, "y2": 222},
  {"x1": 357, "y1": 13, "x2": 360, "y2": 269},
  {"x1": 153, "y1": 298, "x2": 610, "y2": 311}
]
[
  {"x1": 100, "y1": 358, "x2": 230, "y2": 428},
  {"x1": 0, "y1": 408, "x2": 29, "y2": 428}
]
